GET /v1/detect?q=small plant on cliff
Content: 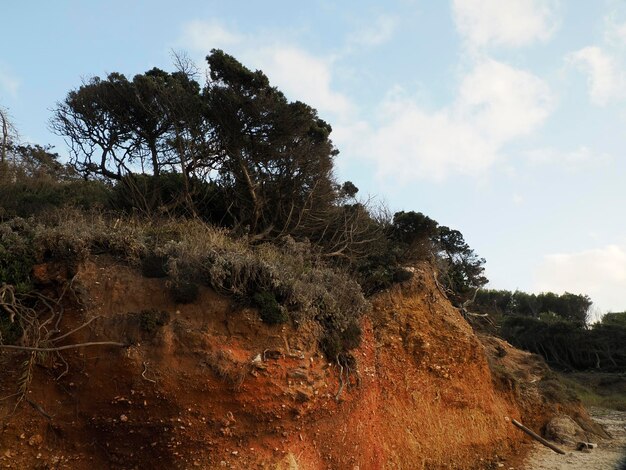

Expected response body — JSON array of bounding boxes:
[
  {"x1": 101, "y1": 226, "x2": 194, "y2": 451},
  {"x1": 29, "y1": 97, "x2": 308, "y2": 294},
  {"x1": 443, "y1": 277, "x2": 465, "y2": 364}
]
[
  {"x1": 170, "y1": 280, "x2": 199, "y2": 304},
  {"x1": 253, "y1": 291, "x2": 287, "y2": 325},
  {"x1": 139, "y1": 309, "x2": 170, "y2": 335}
]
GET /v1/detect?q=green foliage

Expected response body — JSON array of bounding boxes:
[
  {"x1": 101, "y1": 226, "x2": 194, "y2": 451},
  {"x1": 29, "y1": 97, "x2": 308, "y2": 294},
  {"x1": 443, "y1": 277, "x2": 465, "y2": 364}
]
[
  {"x1": 502, "y1": 315, "x2": 626, "y2": 372},
  {"x1": 253, "y1": 291, "x2": 287, "y2": 325},
  {"x1": 319, "y1": 319, "x2": 362, "y2": 359},
  {"x1": 0, "y1": 179, "x2": 111, "y2": 218},
  {"x1": 563, "y1": 372, "x2": 626, "y2": 411},
  {"x1": 601, "y1": 311, "x2": 626, "y2": 328},
  {"x1": 0, "y1": 218, "x2": 36, "y2": 291},
  {"x1": 52, "y1": 51, "x2": 340, "y2": 236},
  {"x1": 206, "y1": 49, "x2": 339, "y2": 235},
  {"x1": 475, "y1": 289, "x2": 592, "y2": 326},
  {"x1": 435, "y1": 226, "x2": 487, "y2": 304},
  {"x1": 390, "y1": 211, "x2": 438, "y2": 261}
]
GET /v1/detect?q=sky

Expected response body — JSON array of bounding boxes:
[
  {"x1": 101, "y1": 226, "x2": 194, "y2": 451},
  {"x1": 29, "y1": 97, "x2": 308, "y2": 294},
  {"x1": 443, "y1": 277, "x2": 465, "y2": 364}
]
[{"x1": 1, "y1": 0, "x2": 626, "y2": 317}]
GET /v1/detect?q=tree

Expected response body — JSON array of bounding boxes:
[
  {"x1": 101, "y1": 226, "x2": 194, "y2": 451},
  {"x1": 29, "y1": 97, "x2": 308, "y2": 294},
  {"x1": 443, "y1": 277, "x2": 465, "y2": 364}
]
[
  {"x1": 0, "y1": 106, "x2": 19, "y2": 183},
  {"x1": 0, "y1": 106, "x2": 18, "y2": 166},
  {"x1": 52, "y1": 50, "x2": 341, "y2": 232},
  {"x1": 204, "y1": 49, "x2": 338, "y2": 236},
  {"x1": 390, "y1": 211, "x2": 439, "y2": 261},
  {"x1": 601, "y1": 311, "x2": 626, "y2": 328},
  {"x1": 51, "y1": 67, "x2": 213, "y2": 213},
  {"x1": 435, "y1": 226, "x2": 487, "y2": 304},
  {"x1": 8, "y1": 144, "x2": 75, "y2": 181}
]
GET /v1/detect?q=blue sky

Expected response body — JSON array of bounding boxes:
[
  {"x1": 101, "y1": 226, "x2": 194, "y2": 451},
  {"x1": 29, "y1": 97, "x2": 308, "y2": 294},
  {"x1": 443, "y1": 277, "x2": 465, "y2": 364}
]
[{"x1": 2, "y1": 0, "x2": 626, "y2": 316}]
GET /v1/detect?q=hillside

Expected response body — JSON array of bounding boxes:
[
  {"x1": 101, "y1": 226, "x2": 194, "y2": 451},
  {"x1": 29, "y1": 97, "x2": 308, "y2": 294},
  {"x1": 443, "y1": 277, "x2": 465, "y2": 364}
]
[{"x1": 0, "y1": 254, "x2": 603, "y2": 469}]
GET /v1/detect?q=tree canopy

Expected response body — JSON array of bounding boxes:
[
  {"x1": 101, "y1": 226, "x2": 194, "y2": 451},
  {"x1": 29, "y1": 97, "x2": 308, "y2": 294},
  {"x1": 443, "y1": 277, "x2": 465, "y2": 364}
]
[{"x1": 51, "y1": 50, "x2": 339, "y2": 235}]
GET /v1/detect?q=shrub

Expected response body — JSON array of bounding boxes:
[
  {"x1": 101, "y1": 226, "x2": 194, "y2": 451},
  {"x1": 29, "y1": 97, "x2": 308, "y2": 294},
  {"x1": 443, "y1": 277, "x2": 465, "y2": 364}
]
[
  {"x1": 0, "y1": 218, "x2": 36, "y2": 292},
  {"x1": 0, "y1": 179, "x2": 111, "y2": 218},
  {"x1": 254, "y1": 291, "x2": 287, "y2": 325},
  {"x1": 141, "y1": 254, "x2": 169, "y2": 278},
  {"x1": 171, "y1": 280, "x2": 199, "y2": 304},
  {"x1": 0, "y1": 212, "x2": 369, "y2": 358},
  {"x1": 319, "y1": 319, "x2": 362, "y2": 359},
  {"x1": 139, "y1": 309, "x2": 170, "y2": 335}
]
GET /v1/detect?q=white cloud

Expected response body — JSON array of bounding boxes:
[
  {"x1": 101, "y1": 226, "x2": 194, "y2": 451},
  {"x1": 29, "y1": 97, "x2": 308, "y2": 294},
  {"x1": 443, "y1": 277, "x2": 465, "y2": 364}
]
[
  {"x1": 248, "y1": 47, "x2": 353, "y2": 118},
  {"x1": 338, "y1": 59, "x2": 553, "y2": 182},
  {"x1": 457, "y1": 58, "x2": 553, "y2": 140},
  {"x1": 177, "y1": 20, "x2": 352, "y2": 119},
  {"x1": 452, "y1": 0, "x2": 558, "y2": 49},
  {"x1": 526, "y1": 145, "x2": 611, "y2": 167},
  {"x1": 567, "y1": 46, "x2": 626, "y2": 105},
  {"x1": 603, "y1": 14, "x2": 626, "y2": 46},
  {"x1": 179, "y1": 19, "x2": 243, "y2": 51},
  {"x1": 0, "y1": 67, "x2": 19, "y2": 98},
  {"x1": 347, "y1": 16, "x2": 397, "y2": 47},
  {"x1": 535, "y1": 244, "x2": 626, "y2": 313}
]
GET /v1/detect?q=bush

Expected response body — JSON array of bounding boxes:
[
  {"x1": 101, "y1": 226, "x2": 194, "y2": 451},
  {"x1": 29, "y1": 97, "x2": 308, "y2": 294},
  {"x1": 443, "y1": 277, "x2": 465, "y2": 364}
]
[
  {"x1": 320, "y1": 319, "x2": 362, "y2": 359},
  {"x1": 171, "y1": 280, "x2": 199, "y2": 304},
  {"x1": 0, "y1": 179, "x2": 111, "y2": 218},
  {"x1": 254, "y1": 291, "x2": 287, "y2": 325},
  {"x1": 141, "y1": 254, "x2": 169, "y2": 278},
  {"x1": 0, "y1": 212, "x2": 368, "y2": 358},
  {"x1": 139, "y1": 309, "x2": 170, "y2": 335},
  {"x1": 0, "y1": 218, "x2": 36, "y2": 292}
]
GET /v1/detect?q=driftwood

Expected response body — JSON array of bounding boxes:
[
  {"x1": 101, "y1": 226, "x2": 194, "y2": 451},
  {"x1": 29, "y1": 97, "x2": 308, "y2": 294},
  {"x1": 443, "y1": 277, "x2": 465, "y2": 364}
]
[{"x1": 512, "y1": 419, "x2": 566, "y2": 455}]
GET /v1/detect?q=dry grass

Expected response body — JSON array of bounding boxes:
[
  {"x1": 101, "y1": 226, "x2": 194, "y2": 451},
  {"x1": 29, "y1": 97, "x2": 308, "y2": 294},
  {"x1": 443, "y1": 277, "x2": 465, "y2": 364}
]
[
  {"x1": 559, "y1": 372, "x2": 626, "y2": 411},
  {"x1": 1, "y1": 209, "x2": 368, "y2": 356}
]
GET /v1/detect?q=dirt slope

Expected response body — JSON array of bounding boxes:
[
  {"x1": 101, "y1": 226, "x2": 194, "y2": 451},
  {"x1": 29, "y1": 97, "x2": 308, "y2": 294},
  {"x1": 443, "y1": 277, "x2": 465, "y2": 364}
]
[{"x1": 0, "y1": 258, "x2": 601, "y2": 469}]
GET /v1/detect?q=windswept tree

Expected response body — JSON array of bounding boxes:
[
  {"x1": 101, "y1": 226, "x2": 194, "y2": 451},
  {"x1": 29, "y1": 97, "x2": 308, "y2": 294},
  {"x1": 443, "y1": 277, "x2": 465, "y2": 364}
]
[
  {"x1": 204, "y1": 49, "x2": 339, "y2": 236},
  {"x1": 434, "y1": 226, "x2": 487, "y2": 304},
  {"x1": 51, "y1": 50, "x2": 342, "y2": 233},
  {"x1": 51, "y1": 67, "x2": 214, "y2": 212}
]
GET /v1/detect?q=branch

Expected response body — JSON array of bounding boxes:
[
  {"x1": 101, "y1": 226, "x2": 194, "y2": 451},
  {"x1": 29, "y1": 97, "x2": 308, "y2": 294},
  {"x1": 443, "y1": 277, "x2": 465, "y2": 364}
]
[{"x1": 0, "y1": 341, "x2": 126, "y2": 352}]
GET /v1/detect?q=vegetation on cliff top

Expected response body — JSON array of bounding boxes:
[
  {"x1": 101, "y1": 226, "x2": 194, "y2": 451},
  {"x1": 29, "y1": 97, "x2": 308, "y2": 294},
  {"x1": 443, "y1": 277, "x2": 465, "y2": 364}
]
[{"x1": 10, "y1": 50, "x2": 623, "y2": 373}]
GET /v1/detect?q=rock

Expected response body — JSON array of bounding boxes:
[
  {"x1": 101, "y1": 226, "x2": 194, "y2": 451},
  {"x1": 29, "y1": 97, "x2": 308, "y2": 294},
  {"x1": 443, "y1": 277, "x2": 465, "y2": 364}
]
[
  {"x1": 295, "y1": 389, "x2": 313, "y2": 403},
  {"x1": 576, "y1": 441, "x2": 597, "y2": 452},
  {"x1": 287, "y1": 369, "x2": 308, "y2": 380},
  {"x1": 264, "y1": 349, "x2": 283, "y2": 360},
  {"x1": 545, "y1": 415, "x2": 587, "y2": 446},
  {"x1": 120, "y1": 414, "x2": 129, "y2": 423},
  {"x1": 28, "y1": 434, "x2": 43, "y2": 447}
]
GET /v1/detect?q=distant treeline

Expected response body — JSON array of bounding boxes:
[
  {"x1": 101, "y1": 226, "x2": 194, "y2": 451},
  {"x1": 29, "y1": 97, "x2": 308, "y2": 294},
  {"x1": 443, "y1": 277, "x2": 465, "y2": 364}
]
[{"x1": 475, "y1": 289, "x2": 626, "y2": 372}]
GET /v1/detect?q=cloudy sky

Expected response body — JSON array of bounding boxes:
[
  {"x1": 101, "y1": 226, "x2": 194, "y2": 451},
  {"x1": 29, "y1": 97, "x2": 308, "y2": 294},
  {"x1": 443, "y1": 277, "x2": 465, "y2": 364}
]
[{"x1": 2, "y1": 0, "x2": 626, "y2": 316}]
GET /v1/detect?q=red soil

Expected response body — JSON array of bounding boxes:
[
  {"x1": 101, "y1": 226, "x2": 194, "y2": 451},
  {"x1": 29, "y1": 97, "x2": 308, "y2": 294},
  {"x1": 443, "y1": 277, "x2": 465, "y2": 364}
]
[{"x1": 0, "y1": 258, "x2": 588, "y2": 469}]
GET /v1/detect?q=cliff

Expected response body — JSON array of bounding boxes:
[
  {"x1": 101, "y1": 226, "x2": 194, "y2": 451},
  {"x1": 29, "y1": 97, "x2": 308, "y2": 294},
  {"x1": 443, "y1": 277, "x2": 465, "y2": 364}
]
[{"x1": 0, "y1": 258, "x2": 598, "y2": 469}]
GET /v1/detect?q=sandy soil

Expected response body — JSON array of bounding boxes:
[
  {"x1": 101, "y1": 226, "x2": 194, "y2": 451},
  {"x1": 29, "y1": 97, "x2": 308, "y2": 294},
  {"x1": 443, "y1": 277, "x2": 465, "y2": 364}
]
[{"x1": 522, "y1": 407, "x2": 626, "y2": 470}]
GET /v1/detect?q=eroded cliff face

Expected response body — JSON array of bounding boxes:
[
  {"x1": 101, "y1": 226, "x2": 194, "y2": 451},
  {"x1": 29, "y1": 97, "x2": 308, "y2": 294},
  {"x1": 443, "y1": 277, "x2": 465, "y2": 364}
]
[{"x1": 0, "y1": 258, "x2": 589, "y2": 469}]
